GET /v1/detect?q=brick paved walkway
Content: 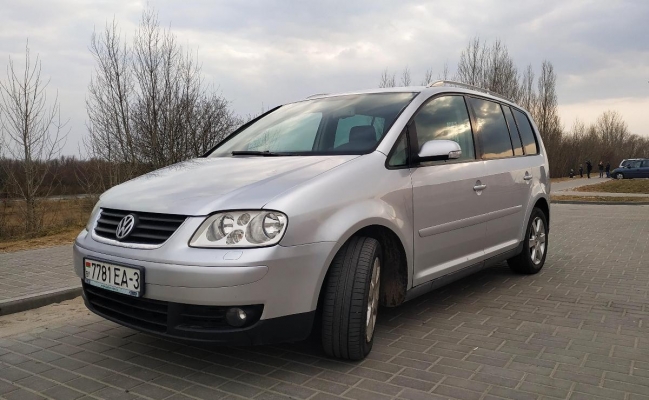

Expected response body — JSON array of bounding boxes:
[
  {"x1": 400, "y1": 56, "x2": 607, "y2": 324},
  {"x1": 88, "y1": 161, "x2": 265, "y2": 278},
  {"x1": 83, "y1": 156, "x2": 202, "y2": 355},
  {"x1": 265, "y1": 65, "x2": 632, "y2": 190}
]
[
  {"x1": 1, "y1": 204, "x2": 649, "y2": 399},
  {"x1": 0, "y1": 246, "x2": 77, "y2": 302}
]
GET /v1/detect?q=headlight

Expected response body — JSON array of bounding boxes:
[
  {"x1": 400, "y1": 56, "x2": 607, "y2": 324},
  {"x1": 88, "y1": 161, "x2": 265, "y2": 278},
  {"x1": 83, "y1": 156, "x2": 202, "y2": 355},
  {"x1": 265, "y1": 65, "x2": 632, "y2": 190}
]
[
  {"x1": 86, "y1": 202, "x2": 101, "y2": 231},
  {"x1": 190, "y1": 210, "x2": 288, "y2": 248}
]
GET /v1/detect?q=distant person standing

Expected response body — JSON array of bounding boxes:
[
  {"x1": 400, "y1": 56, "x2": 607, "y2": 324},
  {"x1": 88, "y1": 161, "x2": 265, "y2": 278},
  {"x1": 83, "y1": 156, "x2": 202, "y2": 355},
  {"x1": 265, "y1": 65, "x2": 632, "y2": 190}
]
[
  {"x1": 598, "y1": 161, "x2": 604, "y2": 178},
  {"x1": 586, "y1": 160, "x2": 592, "y2": 179},
  {"x1": 579, "y1": 164, "x2": 584, "y2": 178},
  {"x1": 605, "y1": 162, "x2": 611, "y2": 178}
]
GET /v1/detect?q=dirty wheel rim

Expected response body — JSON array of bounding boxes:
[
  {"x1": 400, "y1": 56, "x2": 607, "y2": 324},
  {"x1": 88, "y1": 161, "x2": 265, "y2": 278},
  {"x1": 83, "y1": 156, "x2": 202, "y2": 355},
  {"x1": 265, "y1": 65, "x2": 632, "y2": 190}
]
[
  {"x1": 528, "y1": 217, "x2": 546, "y2": 265},
  {"x1": 616, "y1": 173, "x2": 623, "y2": 180},
  {"x1": 366, "y1": 257, "x2": 381, "y2": 342}
]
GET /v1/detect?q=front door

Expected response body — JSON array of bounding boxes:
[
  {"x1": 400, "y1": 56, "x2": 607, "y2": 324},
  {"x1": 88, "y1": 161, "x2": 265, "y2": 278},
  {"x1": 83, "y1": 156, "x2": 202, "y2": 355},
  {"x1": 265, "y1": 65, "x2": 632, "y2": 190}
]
[{"x1": 410, "y1": 95, "x2": 487, "y2": 286}]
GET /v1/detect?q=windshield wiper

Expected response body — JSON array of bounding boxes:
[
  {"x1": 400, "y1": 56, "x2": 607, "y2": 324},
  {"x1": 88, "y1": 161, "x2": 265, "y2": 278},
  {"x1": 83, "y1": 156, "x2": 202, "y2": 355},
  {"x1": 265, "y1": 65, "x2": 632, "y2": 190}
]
[{"x1": 231, "y1": 150, "x2": 282, "y2": 157}]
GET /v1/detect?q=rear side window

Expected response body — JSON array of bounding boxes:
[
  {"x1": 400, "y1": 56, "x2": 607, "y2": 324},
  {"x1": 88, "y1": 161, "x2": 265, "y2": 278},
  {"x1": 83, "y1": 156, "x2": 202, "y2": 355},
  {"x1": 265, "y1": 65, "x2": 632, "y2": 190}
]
[
  {"x1": 641, "y1": 160, "x2": 649, "y2": 168},
  {"x1": 512, "y1": 109, "x2": 539, "y2": 155},
  {"x1": 413, "y1": 95, "x2": 475, "y2": 162},
  {"x1": 503, "y1": 106, "x2": 524, "y2": 156},
  {"x1": 468, "y1": 98, "x2": 513, "y2": 159}
]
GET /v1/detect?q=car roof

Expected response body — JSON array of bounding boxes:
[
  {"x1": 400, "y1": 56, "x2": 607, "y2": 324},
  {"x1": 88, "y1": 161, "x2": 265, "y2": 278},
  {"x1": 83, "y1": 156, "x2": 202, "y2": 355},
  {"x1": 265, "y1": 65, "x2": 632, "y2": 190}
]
[{"x1": 304, "y1": 85, "x2": 524, "y2": 112}]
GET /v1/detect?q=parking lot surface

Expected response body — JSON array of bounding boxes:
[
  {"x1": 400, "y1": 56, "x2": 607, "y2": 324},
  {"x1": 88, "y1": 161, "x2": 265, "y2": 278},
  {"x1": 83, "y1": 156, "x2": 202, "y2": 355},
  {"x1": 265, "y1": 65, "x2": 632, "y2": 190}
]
[{"x1": 1, "y1": 203, "x2": 649, "y2": 400}]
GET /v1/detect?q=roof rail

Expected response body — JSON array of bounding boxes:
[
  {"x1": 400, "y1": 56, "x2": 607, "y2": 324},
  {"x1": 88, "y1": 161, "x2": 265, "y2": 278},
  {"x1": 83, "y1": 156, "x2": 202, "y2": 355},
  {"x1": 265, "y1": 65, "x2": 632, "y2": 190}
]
[
  {"x1": 306, "y1": 93, "x2": 329, "y2": 99},
  {"x1": 427, "y1": 80, "x2": 513, "y2": 102}
]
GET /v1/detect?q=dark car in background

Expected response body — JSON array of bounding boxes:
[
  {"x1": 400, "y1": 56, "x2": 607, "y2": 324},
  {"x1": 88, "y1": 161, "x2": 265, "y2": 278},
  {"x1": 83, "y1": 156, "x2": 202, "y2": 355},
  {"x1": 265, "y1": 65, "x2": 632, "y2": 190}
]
[{"x1": 611, "y1": 158, "x2": 649, "y2": 179}]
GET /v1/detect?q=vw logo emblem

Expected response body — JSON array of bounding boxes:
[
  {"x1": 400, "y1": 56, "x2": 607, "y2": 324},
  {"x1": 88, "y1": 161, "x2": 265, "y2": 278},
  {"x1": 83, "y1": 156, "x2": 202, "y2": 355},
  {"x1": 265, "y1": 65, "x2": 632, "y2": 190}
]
[{"x1": 115, "y1": 214, "x2": 136, "y2": 240}]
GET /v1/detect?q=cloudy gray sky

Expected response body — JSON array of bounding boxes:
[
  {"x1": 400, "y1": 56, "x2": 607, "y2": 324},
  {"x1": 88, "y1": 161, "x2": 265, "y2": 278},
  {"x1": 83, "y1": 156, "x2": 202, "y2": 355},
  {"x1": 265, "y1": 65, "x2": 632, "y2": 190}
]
[{"x1": 1, "y1": 0, "x2": 648, "y2": 155}]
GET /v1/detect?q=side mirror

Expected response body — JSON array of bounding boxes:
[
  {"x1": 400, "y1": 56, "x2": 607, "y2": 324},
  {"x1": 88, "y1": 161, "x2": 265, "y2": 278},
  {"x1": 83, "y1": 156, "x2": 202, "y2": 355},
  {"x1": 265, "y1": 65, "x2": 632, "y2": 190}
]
[{"x1": 417, "y1": 140, "x2": 462, "y2": 163}]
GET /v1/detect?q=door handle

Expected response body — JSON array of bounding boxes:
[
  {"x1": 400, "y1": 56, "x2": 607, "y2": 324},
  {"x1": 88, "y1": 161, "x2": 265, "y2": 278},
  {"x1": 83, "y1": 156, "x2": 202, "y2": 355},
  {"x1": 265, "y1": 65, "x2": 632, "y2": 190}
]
[
  {"x1": 473, "y1": 184, "x2": 487, "y2": 191},
  {"x1": 523, "y1": 172, "x2": 533, "y2": 181}
]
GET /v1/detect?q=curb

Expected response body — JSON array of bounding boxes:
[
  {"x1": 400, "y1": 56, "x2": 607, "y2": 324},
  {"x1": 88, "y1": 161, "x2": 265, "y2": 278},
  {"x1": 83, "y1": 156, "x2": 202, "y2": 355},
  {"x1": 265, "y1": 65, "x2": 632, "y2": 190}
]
[
  {"x1": 551, "y1": 200, "x2": 649, "y2": 206},
  {"x1": 0, "y1": 286, "x2": 82, "y2": 316}
]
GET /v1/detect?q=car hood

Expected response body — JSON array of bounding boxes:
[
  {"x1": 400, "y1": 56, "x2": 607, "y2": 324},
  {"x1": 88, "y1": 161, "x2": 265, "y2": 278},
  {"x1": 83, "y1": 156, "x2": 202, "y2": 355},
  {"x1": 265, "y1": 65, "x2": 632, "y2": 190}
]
[{"x1": 98, "y1": 155, "x2": 358, "y2": 215}]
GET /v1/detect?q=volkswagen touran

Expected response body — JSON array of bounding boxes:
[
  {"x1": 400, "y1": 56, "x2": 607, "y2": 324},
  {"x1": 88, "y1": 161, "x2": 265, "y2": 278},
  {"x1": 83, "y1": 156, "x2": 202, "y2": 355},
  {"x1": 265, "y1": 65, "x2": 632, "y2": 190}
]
[{"x1": 74, "y1": 81, "x2": 550, "y2": 360}]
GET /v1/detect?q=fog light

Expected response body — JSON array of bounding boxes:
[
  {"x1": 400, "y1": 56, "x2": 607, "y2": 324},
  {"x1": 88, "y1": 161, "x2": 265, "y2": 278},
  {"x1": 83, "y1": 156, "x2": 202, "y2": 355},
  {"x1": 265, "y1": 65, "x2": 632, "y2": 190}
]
[{"x1": 225, "y1": 307, "x2": 247, "y2": 327}]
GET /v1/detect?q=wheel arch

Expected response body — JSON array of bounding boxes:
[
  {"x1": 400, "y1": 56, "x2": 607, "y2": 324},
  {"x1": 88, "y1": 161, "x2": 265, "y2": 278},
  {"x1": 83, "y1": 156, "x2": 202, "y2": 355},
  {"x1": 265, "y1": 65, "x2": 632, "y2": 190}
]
[
  {"x1": 534, "y1": 197, "x2": 550, "y2": 228},
  {"x1": 316, "y1": 222, "x2": 410, "y2": 314}
]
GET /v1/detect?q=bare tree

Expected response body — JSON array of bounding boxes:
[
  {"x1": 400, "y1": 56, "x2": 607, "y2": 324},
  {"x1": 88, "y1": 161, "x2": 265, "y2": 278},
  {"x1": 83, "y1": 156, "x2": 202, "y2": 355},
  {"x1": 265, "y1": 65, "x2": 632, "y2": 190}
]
[
  {"x1": 84, "y1": 7, "x2": 240, "y2": 192},
  {"x1": 0, "y1": 42, "x2": 67, "y2": 234},
  {"x1": 534, "y1": 61, "x2": 561, "y2": 141},
  {"x1": 400, "y1": 66, "x2": 411, "y2": 87},
  {"x1": 437, "y1": 62, "x2": 450, "y2": 81},
  {"x1": 378, "y1": 68, "x2": 396, "y2": 88},
  {"x1": 519, "y1": 64, "x2": 536, "y2": 111},
  {"x1": 456, "y1": 37, "x2": 487, "y2": 86},
  {"x1": 421, "y1": 68, "x2": 433, "y2": 85}
]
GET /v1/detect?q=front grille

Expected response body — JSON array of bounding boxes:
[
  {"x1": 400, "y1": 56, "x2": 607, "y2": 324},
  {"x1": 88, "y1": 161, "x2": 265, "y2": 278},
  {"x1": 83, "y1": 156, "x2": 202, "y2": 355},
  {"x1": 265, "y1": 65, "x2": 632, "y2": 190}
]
[
  {"x1": 83, "y1": 283, "x2": 263, "y2": 335},
  {"x1": 94, "y1": 208, "x2": 186, "y2": 245}
]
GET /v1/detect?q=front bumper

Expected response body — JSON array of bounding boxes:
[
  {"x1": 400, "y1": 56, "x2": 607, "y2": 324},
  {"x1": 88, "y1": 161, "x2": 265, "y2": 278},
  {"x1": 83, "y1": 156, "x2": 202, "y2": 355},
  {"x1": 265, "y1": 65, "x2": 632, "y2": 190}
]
[
  {"x1": 73, "y1": 229, "x2": 337, "y2": 344},
  {"x1": 81, "y1": 282, "x2": 315, "y2": 345}
]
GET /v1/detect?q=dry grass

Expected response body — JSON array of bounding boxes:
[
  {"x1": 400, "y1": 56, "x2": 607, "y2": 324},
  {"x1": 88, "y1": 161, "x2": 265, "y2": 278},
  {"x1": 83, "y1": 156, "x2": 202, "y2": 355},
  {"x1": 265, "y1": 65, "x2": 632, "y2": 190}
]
[
  {"x1": 574, "y1": 179, "x2": 649, "y2": 194},
  {"x1": 0, "y1": 227, "x2": 82, "y2": 253},
  {"x1": 552, "y1": 194, "x2": 649, "y2": 203},
  {"x1": 550, "y1": 177, "x2": 575, "y2": 183},
  {"x1": 0, "y1": 198, "x2": 93, "y2": 252}
]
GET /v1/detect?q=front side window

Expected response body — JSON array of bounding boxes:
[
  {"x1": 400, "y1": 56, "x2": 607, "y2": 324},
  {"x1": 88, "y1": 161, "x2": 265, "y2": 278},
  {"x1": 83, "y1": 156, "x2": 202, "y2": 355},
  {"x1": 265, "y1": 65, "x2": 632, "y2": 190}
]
[
  {"x1": 387, "y1": 132, "x2": 408, "y2": 167},
  {"x1": 210, "y1": 93, "x2": 417, "y2": 156},
  {"x1": 512, "y1": 109, "x2": 539, "y2": 155},
  {"x1": 412, "y1": 96, "x2": 475, "y2": 162},
  {"x1": 468, "y1": 98, "x2": 513, "y2": 159}
]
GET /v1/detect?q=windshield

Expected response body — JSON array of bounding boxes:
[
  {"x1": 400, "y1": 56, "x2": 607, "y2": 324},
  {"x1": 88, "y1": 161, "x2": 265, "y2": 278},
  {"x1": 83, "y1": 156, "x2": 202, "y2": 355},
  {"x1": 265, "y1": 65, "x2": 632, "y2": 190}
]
[{"x1": 209, "y1": 93, "x2": 417, "y2": 156}]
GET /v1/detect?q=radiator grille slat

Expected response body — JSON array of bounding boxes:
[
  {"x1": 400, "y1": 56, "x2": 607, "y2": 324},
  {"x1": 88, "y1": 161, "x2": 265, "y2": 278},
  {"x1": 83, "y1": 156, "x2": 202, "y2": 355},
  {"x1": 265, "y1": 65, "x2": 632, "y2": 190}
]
[{"x1": 94, "y1": 208, "x2": 186, "y2": 245}]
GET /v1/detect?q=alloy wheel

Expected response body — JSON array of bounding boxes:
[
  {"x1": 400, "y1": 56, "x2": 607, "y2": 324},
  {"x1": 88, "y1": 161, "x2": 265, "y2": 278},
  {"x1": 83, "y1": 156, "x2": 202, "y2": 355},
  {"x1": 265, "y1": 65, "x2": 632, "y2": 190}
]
[
  {"x1": 529, "y1": 217, "x2": 546, "y2": 265},
  {"x1": 366, "y1": 257, "x2": 381, "y2": 342}
]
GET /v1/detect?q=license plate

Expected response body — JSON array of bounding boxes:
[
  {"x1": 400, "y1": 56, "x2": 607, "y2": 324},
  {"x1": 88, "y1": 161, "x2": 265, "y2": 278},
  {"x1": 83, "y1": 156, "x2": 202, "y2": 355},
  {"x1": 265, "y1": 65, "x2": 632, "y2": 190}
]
[{"x1": 84, "y1": 259, "x2": 144, "y2": 297}]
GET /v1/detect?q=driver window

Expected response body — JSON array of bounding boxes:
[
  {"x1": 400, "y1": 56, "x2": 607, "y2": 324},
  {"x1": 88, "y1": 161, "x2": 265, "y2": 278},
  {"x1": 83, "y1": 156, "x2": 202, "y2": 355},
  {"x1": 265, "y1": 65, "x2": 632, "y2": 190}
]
[{"x1": 413, "y1": 96, "x2": 475, "y2": 162}]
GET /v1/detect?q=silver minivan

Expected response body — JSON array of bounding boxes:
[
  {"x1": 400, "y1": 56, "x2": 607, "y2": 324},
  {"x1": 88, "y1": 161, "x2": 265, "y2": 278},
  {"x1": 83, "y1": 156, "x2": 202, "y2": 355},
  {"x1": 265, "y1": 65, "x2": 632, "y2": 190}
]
[{"x1": 74, "y1": 81, "x2": 550, "y2": 360}]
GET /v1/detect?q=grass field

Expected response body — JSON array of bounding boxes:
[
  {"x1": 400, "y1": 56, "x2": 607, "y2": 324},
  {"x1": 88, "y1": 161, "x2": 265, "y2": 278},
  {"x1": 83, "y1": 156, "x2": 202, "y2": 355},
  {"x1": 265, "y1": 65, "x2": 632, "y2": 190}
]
[
  {"x1": 552, "y1": 194, "x2": 649, "y2": 203},
  {"x1": 574, "y1": 179, "x2": 649, "y2": 194},
  {"x1": 0, "y1": 198, "x2": 94, "y2": 252}
]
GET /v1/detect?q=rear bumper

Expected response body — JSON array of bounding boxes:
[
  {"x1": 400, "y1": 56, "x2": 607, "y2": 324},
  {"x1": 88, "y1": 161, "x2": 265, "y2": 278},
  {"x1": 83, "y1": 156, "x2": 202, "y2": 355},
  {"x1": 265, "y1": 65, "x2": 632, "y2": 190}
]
[{"x1": 81, "y1": 282, "x2": 316, "y2": 345}]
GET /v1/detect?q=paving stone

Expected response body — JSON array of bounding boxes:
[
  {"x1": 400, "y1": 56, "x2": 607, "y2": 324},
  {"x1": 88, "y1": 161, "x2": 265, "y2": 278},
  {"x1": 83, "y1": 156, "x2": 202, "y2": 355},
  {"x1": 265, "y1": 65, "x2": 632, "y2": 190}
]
[{"x1": 1, "y1": 205, "x2": 649, "y2": 399}]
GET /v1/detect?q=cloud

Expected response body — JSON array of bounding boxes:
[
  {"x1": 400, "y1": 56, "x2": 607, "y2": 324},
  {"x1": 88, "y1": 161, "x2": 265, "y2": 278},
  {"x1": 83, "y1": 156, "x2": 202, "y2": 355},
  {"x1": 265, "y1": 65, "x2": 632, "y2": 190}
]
[
  {"x1": 0, "y1": 0, "x2": 647, "y2": 155},
  {"x1": 559, "y1": 96, "x2": 649, "y2": 136}
]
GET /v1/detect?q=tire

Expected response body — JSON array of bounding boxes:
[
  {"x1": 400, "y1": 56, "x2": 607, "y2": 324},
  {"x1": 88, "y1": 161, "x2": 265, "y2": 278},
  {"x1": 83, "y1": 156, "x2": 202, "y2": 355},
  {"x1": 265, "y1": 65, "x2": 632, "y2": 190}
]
[
  {"x1": 321, "y1": 236, "x2": 381, "y2": 360},
  {"x1": 507, "y1": 208, "x2": 548, "y2": 275},
  {"x1": 615, "y1": 173, "x2": 624, "y2": 180}
]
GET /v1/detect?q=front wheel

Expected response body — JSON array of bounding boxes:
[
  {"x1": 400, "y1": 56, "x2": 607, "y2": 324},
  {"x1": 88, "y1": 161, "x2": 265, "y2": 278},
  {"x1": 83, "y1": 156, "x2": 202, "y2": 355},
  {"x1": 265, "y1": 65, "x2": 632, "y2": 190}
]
[
  {"x1": 321, "y1": 236, "x2": 381, "y2": 360},
  {"x1": 615, "y1": 172, "x2": 624, "y2": 180},
  {"x1": 508, "y1": 208, "x2": 548, "y2": 274}
]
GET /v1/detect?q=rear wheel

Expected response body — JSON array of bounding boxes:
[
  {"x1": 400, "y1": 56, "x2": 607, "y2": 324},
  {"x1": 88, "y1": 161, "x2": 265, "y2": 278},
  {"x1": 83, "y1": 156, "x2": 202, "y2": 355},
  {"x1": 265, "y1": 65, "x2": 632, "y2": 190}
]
[
  {"x1": 321, "y1": 236, "x2": 381, "y2": 360},
  {"x1": 508, "y1": 207, "x2": 548, "y2": 274}
]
